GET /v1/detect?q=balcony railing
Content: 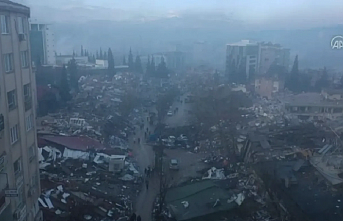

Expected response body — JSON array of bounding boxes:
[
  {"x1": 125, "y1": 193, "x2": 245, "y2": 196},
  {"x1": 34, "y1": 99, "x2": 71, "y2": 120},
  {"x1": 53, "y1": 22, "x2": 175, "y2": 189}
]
[{"x1": 24, "y1": 98, "x2": 32, "y2": 111}]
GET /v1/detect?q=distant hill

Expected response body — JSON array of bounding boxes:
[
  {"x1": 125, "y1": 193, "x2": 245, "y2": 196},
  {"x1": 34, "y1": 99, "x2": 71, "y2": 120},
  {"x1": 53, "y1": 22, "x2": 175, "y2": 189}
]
[{"x1": 52, "y1": 18, "x2": 343, "y2": 71}]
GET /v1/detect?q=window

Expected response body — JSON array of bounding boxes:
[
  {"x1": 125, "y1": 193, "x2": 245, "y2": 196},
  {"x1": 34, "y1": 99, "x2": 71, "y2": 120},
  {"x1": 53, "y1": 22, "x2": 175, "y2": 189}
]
[
  {"x1": 17, "y1": 17, "x2": 25, "y2": 34},
  {"x1": 0, "y1": 15, "x2": 9, "y2": 34},
  {"x1": 28, "y1": 145, "x2": 36, "y2": 161},
  {"x1": 10, "y1": 124, "x2": 19, "y2": 144},
  {"x1": 4, "y1": 53, "x2": 14, "y2": 72},
  {"x1": 18, "y1": 185, "x2": 24, "y2": 205},
  {"x1": 24, "y1": 84, "x2": 32, "y2": 111},
  {"x1": 14, "y1": 158, "x2": 22, "y2": 175},
  {"x1": 30, "y1": 172, "x2": 38, "y2": 187},
  {"x1": 24, "y1": 83, "x2": 31, "y2": 99},
  {"x1": 26, "y1": 114, "x2": 33, "y2": 131},
  {"x1": 21, "y1": 51, "x2": 29, "y2": 68},
  {"x1": 7, "y1": 90, "x2": 17, "y2": 110}
]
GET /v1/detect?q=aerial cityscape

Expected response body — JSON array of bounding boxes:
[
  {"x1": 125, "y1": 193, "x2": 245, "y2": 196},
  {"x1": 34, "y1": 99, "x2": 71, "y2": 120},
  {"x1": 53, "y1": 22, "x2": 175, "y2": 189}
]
[{"x1": 1, "y1": 1, "x2": 343, "y2": 221}]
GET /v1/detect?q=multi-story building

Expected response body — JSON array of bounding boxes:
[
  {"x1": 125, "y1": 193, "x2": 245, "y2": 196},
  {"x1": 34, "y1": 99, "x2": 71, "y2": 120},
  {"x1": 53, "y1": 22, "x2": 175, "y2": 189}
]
[
  {"x1": 226, "y1": 40, "x2": 260, "y2": 84},
  {"x1": 259, "y1": 42, "x2": 290, "y2": 75},
  {"x1": 29, "y1": 19, "x2": 55, "y2": 65},
  {"x1": 165, "y1": 51, "x2": 185, "y2": 70},
  {"x1": 284, "y1": 92, "x2": 343, "y2": 120},
  {"x1": 0, "y1": 1, "x2": 42, "y2": 221},
  {"x1": 254, "y1": 76, "x2": 284, "y2": 99}
]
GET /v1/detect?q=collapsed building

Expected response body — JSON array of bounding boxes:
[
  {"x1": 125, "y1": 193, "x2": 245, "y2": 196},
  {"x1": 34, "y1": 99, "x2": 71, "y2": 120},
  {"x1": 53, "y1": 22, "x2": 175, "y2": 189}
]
[{"x1": 237, "y1": 123, "x2": 343, "y2": 221}]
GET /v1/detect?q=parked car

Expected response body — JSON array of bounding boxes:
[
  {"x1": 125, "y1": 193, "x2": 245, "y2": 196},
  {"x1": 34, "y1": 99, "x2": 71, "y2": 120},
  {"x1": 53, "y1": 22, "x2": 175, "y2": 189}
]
[
  {"x1": 167, "y1": 111, "x2": 173, "y2": 116},
  {"x1": 179, "y1": 134, "x2": 188, "y2": 141},
  {"x1": 169, "y1": 159, "x2": 179, "y2": 170}
]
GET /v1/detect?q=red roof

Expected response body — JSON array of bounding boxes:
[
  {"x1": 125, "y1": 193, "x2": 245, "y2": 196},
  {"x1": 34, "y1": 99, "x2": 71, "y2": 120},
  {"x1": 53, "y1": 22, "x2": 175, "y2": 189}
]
[{"x1": 41, "y1": 135, "x2": 106, "y2": 151}]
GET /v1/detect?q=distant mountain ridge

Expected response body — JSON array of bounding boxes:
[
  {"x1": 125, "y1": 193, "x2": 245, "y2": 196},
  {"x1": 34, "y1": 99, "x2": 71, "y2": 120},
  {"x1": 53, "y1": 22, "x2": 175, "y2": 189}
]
[{"x1": 51, "y1": 17, "x2": 343, "y2": 71}]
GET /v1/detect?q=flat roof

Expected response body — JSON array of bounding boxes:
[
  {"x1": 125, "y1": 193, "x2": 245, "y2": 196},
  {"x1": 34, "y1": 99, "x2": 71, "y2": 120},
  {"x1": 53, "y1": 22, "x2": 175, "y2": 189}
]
[
  {"x1": 0, "y1": 0, "x2": 30, "y2": 15},
  {"x1": 227, "y1": 40, "x2": 258, "y2": 46},
  {"x1": 284, "y1": 93, "x2": 343, "y2": 107},
  {"x1": 166, "y1": 180, "x2": 237, "y2": 221},
  {"x1": 41, "y1": 135, "x2": 106, "y2": 151}
]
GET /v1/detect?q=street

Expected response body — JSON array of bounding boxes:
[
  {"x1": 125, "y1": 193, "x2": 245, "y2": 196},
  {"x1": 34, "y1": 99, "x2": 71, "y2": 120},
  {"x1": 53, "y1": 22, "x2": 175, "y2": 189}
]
[
  {"x1": 164, "y1": 94, "x2": 192, "y2": 128},
  {"x1": 132, "y1": 94, "x2": 200, "y2": 220}
]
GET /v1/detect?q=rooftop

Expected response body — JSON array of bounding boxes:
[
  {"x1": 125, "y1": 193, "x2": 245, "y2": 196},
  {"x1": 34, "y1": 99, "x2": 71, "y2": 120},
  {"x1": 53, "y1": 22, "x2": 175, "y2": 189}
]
[
  {"x1": 257, "y1": 160, "x2": 343, "y2": 221},
  {"x1": 0, "y1": 0, "x2": 30, "y2": 15},
  {"x1": 284, "y1": 93, "x2": 343, "y2": 107},
  {"x1": 40, "y1": 135, "x2": 106, "y2": 151},
  {"x1": 227, "y1": 40, "x2": 258, "y2": 47},
  {"x1": 165, "y1": 180, "x2": 238, "y2": 221}
]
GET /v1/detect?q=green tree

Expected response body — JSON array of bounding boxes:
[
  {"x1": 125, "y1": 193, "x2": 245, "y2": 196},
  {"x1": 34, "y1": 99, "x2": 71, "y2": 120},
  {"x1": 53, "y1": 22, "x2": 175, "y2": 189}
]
[
  {"x1": 81, "y1": 45, "x2": 84, "y2": 56},
  {"x1": 146, "y1": 55, "x2": 151, "y2": 75},
  {"x1": 104, "y1": 51, "x2": 108, "y2": 60},
  {"x1": 150, "y1": 55, "x2": 156, "y2": 76},
  {"x1": 128, "y1": 48, "x2": 134, "y2": 71},
  {"x1": 285, "y1": 55, "x2": 299, "y2": 92},
  {"x1": 59, "y1": 65, "x2": 71, "y2": 102},
  {"x1": 108, "y1": 48, "x2": 116, "y2": 77},
  {"x1": 315, "y1": 67, "x2": 329, "y2": 91},
  {"x1": 99, "y1": 48, "x2": 103, "y2": 59},
  {"x1": 67, "y1": 58, "x2": 78, "y2": 92},
  {"x1": 135, "y1": 55, "x2": 143, "y2": 73},
  {"x1": 156, "y1": 56, "x2": 168, "y2": 78}
]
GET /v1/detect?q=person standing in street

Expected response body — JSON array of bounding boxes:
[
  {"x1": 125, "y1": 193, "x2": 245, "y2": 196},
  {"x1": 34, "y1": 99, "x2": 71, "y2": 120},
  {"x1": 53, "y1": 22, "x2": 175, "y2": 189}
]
[
  {"x1": 146, "y1": 180, "x2": 149, "y2": 190},
  {"x1": 137, "y1": 215, "x2": 141, "y2": 221},
  {"x1": 130, "y1": 213, "x2": 136, "y2": 221}
]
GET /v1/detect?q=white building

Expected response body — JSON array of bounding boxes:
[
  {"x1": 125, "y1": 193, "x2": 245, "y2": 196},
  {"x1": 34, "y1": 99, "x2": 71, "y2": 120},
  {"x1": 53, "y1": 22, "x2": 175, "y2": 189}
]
[
  {"x1": 29, "y1": 19, "x2": 55, "y2": 65},
  {"x1": 226, "y1": 40, "x2": 260, "y2": 83},
  {"x1": 55, "y1": 56, "x2": 88, "y2": 65},
  {"x1": 96, "y1": 59, "x2": 108, "y2": 68}
]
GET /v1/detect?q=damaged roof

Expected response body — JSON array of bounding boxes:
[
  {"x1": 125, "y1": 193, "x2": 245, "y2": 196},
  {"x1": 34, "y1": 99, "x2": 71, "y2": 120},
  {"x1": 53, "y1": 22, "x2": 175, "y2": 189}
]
[
  {"x1": 165, "y1": 180, "x2": 238, "y2": 221},
  {"x1": 41, "y1": 135, "x2": 106, "y2": 151}
]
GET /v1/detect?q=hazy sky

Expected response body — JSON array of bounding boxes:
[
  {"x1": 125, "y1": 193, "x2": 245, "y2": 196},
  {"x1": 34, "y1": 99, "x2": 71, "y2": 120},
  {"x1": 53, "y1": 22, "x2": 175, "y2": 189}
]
[{"x1": 15, "y1": 0, "x2": 343, "y2": 28}]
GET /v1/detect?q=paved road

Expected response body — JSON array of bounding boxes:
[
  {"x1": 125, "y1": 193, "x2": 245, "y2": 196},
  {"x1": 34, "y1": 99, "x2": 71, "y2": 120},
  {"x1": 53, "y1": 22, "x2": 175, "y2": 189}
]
[
  {"x1": 132, "y1": 94, "x2": 193, "y2": 220},
  {"x1": 131, "y1": 109, "x2": 159, "y2": 221},
  {"x1": 164, "y1": 94, "x2": 191, "y2": 128}
]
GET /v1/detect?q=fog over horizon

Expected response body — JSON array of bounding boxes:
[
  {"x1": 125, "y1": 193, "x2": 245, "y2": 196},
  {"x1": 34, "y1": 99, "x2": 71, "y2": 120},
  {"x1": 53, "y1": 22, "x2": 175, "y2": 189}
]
[{"x1": 13, "y1": 0, "x2": 343, "y2": 70}]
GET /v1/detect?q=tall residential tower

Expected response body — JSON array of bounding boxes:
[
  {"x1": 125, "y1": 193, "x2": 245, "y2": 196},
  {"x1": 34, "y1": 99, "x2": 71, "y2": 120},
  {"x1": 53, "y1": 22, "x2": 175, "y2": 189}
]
[
  {"x1": 29, "y1": 19, "x2": 55, "y2": 65},
  {"x1": 0, "y1": 1, "x2": 41, "y2": 221}
]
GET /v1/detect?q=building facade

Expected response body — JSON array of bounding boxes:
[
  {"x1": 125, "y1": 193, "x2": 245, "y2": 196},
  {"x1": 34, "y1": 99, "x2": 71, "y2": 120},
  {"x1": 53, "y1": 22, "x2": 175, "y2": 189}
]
[
  {"x1": 259, "y1": 42, "x2": 290, "y2": 75},
  {"x1": 226, "y1": 40, "x2": 260, "y2": 84},
  {"x1": 254, "y1": 77, "x2": 284, "y2": 99},
  {"x1": 284, "y1": 93, "x2": 343, "y2": 120},
  {"x1": 29, "y1": 19, "x2": 55, "y2": 65},
  {"x1": 165, "y1": 51, "x2": 185, "y2": 70},
  {"x1": 55, "y1": 55, "x2": 88, "y2": 65},
  {"x1": 0, "y1": 1, "x2": 41, "y2": 221}
]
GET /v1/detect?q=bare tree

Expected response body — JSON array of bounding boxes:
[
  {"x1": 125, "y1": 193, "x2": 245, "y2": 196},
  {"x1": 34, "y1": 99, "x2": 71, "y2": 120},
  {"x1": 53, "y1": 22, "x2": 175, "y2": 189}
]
[
  {"x1": 155, "y1": 86, "x2": 179, "y2": 123},
  {"x1": 190, "y1": 85, "x2": 251, "y2": 151}
]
